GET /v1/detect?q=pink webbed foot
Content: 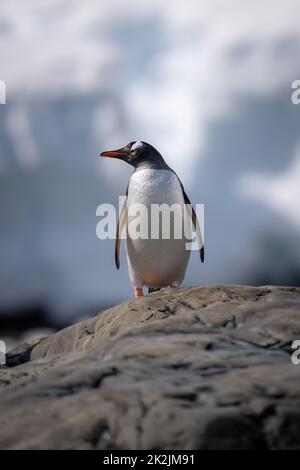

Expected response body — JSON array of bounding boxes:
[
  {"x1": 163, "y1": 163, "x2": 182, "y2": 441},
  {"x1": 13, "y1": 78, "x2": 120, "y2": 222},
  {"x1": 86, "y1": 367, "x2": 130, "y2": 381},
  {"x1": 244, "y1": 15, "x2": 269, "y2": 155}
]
[{"x1": 134, "y1": 287, "x2": 144, "y2": 298}]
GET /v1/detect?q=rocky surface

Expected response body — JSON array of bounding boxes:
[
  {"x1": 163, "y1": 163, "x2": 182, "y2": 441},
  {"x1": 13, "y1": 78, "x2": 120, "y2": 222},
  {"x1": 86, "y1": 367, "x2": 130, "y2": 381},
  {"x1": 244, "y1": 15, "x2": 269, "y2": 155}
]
[{"x1": 0, "y1": 285, "x2": 300, "y2": 450}]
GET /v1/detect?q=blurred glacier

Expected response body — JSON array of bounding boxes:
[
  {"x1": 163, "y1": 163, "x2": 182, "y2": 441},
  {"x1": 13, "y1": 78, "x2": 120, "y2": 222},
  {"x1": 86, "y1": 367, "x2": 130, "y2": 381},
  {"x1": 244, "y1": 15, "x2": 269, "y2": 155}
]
[{"x1": 0, "y1": 0, "x2": 300, "y2": 324}]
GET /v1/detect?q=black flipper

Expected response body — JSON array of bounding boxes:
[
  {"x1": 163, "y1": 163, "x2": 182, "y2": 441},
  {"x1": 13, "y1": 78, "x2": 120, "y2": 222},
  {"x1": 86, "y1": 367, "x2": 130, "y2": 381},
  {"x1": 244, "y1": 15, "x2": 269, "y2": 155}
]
[
  {"x1": 115, "y1": 185, "x2": 128, "y2": 270},
  {"x1": 178, "y1": 179, "x2": 204, "y2": 263}
]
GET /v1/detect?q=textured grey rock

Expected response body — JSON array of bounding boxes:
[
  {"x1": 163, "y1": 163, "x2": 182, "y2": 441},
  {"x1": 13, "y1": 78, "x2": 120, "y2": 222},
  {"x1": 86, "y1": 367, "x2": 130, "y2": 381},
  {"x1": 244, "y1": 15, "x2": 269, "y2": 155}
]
[{"x1": 0, "y1": 285, "x2": 300, "y2": 449}]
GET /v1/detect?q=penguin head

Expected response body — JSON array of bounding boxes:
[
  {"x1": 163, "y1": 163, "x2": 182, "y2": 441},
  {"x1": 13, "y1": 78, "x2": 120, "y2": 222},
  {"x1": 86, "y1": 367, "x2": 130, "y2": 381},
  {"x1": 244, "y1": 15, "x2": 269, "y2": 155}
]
[{"x1": 101, "y1": 141, "x2": 167, "y2": 168}]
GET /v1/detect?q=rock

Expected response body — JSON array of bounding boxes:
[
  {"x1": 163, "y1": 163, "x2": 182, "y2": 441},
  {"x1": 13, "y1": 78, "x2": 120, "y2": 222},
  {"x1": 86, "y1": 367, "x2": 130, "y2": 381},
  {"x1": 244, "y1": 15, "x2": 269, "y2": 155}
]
[{"x1": 0, "y1": 285, "x2": 299, "y2": 449}]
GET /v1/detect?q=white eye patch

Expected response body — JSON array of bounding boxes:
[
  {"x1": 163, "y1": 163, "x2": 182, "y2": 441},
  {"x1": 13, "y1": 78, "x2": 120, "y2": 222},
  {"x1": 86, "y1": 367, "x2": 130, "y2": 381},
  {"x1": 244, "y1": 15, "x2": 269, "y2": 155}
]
[{"x1": 131, "y1": 141, "x2": 143, "y2": 151}]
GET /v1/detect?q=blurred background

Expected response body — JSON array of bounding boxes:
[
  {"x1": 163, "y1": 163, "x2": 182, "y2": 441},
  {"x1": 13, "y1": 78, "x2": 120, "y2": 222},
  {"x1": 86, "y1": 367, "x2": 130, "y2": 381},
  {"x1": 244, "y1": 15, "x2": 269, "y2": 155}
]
[{"x1": 1, "y1": 0, "x2": 300, "y2": 344}]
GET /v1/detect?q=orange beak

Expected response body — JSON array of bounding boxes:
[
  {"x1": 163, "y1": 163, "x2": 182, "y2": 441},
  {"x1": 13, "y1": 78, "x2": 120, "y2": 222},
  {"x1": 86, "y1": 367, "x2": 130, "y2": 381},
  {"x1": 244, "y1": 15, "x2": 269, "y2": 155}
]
[{"x1": 100, "y1": 149, "x2": 128, "y2": 158}]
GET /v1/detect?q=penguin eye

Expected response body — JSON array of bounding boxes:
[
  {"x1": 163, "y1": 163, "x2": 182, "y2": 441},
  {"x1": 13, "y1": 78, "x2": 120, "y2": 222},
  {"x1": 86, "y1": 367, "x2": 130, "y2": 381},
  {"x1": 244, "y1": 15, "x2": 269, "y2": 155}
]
[{"x1": 130, "y1": 148, "x2": 135, "y2": 154}]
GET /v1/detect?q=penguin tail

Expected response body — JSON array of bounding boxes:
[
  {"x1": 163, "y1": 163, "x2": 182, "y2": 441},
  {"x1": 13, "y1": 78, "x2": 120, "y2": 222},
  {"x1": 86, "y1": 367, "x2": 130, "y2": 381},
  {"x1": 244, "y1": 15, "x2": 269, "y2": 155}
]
[{"x1": 148, "y1": 287, "x2": 161, "y2": 294}]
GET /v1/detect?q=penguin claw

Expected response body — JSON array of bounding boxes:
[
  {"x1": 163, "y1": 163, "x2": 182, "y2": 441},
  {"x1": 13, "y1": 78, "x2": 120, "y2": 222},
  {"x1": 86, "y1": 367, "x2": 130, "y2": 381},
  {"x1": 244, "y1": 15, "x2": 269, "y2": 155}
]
[{"x1": 148, "y1": 287, "x2": 161, "y2": 294}]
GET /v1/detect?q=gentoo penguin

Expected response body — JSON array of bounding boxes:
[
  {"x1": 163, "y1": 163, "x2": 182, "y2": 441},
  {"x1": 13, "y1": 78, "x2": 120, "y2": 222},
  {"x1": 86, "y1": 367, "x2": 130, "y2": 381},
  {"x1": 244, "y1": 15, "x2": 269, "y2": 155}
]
[{"x1": 101, "y1": 141, "x2": 204, "y2": 298}]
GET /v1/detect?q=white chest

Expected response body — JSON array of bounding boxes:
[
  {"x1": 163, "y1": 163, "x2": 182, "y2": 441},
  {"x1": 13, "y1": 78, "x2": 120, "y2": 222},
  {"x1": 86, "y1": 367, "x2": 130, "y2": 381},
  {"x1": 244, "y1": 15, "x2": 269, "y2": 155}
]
[{"x1": 127, "y1": 169, "x2": 184, "y2": 206}]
